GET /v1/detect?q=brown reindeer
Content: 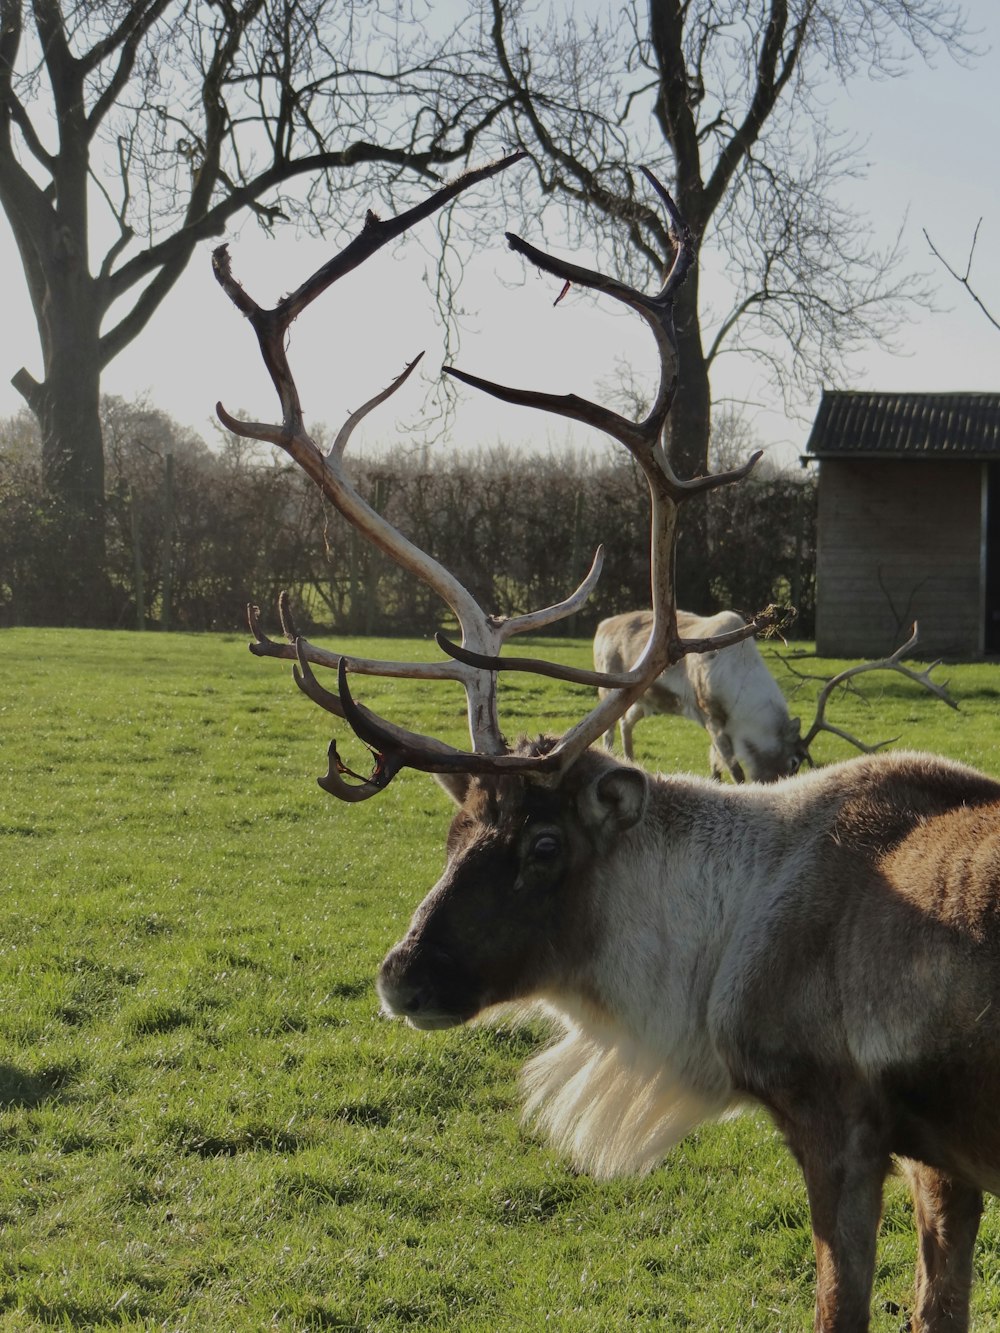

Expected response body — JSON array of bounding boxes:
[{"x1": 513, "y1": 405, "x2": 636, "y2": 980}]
[
  {"x1": 219, "y1": 160, "x2": 991, "y2": 1333},
  {"x1": 379, "y1": 743, "x2": 1000, "y2": 1333}
]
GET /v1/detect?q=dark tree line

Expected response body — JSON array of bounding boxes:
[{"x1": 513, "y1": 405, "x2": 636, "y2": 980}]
[{"x1": 0, "y1": 399, "x2": 816, "y2": 636}]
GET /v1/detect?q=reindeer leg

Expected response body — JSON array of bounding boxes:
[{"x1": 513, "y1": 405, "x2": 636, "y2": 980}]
[
  {"x1": 901, "y1": 1159, "x2": 982, "y2": 1333},
  {"x1": 779, "y1": 1108, "x2": 890, "y2": 1332},
  {"x1": 709, "y1": 730, "x2": 744, "y2": 783},
  {"x1": 598, "y1": 689, "x2": 617, "y2": 751},
  {"x1": 620, "y1": 705, "x2": 641, "y2": 762}
]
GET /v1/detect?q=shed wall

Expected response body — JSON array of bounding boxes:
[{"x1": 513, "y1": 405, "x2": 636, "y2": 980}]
[{"x1": 815, "y1": 459, "x2": 982, "y2": 657}]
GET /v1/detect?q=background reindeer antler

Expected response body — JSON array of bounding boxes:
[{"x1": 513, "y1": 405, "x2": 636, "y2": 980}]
[
  {"x1": 781, "y1": 623, "x2": 957, "y2": 762},
  {"x1": 216, "y1": 158, "x2": 772, "y2": 798}
]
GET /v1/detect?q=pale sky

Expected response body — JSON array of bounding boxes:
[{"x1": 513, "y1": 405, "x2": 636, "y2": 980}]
[{"x1": 1, "y1": 1, "x2": 997, "y2": 471}]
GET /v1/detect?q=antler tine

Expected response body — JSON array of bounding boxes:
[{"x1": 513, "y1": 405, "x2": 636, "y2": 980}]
[
  {"x1": 798, "y1": 622, "x2": 958, "y2": 756},
  {"x1": 248, "y1": 602, "x2": 288, "y2": 660},
  {"x1": 436, "y1": 632, "x2": 624, "y2": 688},
  {"x1": 443, "y1": 176, "x2": 691, "y2": 491},
  {"x1": 335, "y1": 660, "x2": 561, "y2": 779},
  {"x1": 297, "y1": 651, "x2": 527, "y2": 798},
  {"x1": 437, "y1": 603, "x2": 788, "y2": 689},
  {"x1": 877, "y1": 623, "x2": 957, "y2": 711},
  {"x1": 500, "y1": 545, "x2": 605, "y2": 638},
  {"x1": 806, "y1": 723, "x2": 902, "y2": 758},
  {"x1": 292, "y1": 639, "x2": 346, "y2": 719},
  {"x1": 213, "y1": 151, "x2": 527, "y2": 439},
  {"x1": 329, "y1": 354, "x2": 423, "y2": 463},
  {"x1": 248, "y1": 599, "x2": 479, "y2": 683},
  {"x1": 278, "y1": 590, "x2": 299, "y2": 641},
  {"x1": 307, "y1": 660, "x2": 532, "y2": 802},
  {"x1": 444, "y1": 234, "x2": 679, "y2": 466},
  {"x1": 317, "y1": 741, "x2": 407, "y2": 803}
]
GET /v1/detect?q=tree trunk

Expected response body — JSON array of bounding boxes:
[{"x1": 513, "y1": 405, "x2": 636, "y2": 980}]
[
  {"x1": 15, "y1": 334, "x2": 109, "y2": 626},
  {"x1": 8, "y1": 164, "x2": 110, "y2": 625},
  {"x1": 665, "y1": 270, "x2": 713, "y2": 611}
]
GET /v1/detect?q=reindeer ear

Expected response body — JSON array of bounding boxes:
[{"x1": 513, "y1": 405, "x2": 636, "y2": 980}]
[
  {"x1": 435, "y1": 772, "x2": 472, "y2": 806},
  {"x1": 580, "y1": 765, "x2": 648, "y2": 837}
]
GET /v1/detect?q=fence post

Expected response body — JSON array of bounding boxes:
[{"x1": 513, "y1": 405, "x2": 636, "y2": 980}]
[
  {"x1": 161, "y1": 453, "x2": 174, "y2": 631},
  {"x1": 130, "y1": 487, "x2": 145, "y2": 630}
]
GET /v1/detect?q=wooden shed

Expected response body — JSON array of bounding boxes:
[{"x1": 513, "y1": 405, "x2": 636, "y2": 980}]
[{"x1": 805, "y1": 391, "x2": 1000, "y2": 659}]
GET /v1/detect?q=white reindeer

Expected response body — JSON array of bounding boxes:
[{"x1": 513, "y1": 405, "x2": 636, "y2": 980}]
[
  {"x1": 228, "y1": 162, "x2": 973, "y2": 1331},
  {"x1": 594, "y1": 607, "x2": 806, "y2": 781}
]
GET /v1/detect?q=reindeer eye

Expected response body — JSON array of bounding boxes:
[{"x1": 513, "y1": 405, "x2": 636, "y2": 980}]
[{"x1": 530, "y1": 832, "x2": 562, "y2": 862}]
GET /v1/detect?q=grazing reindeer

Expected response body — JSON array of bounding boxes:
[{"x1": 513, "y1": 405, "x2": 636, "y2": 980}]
[
  {"x1": 594, "y1": 606, "x2": 806, "y2": 780},
  {"x1": 594, "y1": 610, "x2": 953, "y2": 782},
  {"x1": 221, "y1": 160, "x2": 989, "y2": 1332}
]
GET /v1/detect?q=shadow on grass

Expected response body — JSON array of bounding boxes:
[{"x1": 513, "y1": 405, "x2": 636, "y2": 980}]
[
  {"x1": 0, "y1": 1060, "x2": 76, "y2": 1108},
  {"x1": 9, "y1": 1295, "x2": 160, "y2": 1327},
  {"x1": 176, "y1": 1124, "x2": 307, "y2": 1156}
]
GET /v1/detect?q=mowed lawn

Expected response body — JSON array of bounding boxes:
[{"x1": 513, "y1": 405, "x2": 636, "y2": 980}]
[{"x1": 3, "y1": 627, "x2": 1000, "y2": 1331}]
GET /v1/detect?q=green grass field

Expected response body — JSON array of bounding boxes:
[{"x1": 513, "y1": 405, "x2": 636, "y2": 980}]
[{"x1": 3, "y1": 627, "x2": 1000, "y2": 1331}]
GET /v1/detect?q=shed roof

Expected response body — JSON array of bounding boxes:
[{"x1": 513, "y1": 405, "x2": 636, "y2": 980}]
[{"x1": 805, "y1": 391, "x2": 1000, "y2": 459}]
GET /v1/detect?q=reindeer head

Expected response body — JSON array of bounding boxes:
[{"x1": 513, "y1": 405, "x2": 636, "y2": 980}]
[
  {"x1": 377, "y1": 741, "x2": 648, "y2": 1029},
  {"x1": 755, "y1": 714, "x2": 808, "y2": 782}
]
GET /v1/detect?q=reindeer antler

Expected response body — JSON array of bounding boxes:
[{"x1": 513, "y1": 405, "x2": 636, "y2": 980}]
[
  {"x1": 216, "y1": 153, "x2": 536, "y2": 764},
  {"x1": 786, "y1": 623, "x2": 957, "y2": 760},
  {"x1": 219, "y1": 159, "x2": 764, "y2": 798}
]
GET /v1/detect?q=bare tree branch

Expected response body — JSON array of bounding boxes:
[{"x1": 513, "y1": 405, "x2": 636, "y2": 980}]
[{"x1": 924, "y1": 220, "x2": 1000, "y2": 333}]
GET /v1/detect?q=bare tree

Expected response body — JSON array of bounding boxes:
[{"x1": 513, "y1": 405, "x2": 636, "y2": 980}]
[
  {"x1": 0, "y1": 0, "x2": 507, "y2": 623},
  {"x1": 477, "y1": 0, "x2": 972, "y2": 601}
]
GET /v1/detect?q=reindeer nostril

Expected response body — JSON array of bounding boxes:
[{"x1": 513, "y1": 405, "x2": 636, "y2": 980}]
[
  {"x1": 377, "y1": 958, "x2": 430, "y2": 1018},
  {"x1": 378, "y1": 944, "x2": 464, "y2": 1025}
]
